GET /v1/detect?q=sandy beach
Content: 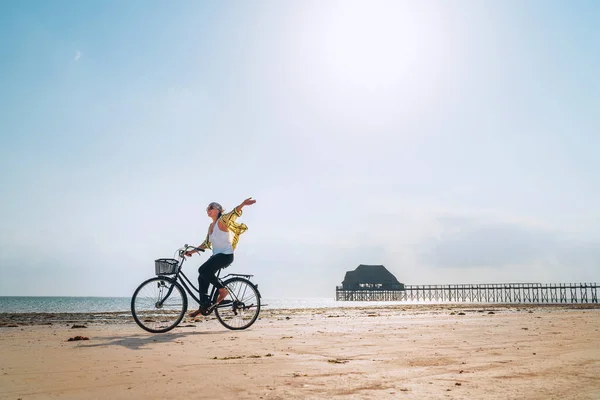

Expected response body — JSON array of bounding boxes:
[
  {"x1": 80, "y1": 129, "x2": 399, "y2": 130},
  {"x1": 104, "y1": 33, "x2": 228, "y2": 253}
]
[{"x1": 1, "y1": 304, "x2": 599, "y2": 400}]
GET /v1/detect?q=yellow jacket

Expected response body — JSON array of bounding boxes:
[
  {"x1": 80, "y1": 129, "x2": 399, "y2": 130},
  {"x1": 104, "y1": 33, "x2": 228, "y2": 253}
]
[{"x1": 201, "y1": 208, "x2": 248, "y2": 251}]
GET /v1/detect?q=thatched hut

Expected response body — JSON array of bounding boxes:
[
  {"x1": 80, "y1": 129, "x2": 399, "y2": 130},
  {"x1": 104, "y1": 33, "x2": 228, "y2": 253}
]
[{"x1": 341, "y1": 264, "x2": 404, "y2": 290}]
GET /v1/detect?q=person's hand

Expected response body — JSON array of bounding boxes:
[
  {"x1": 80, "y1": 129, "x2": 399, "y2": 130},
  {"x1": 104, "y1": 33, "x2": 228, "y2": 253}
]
[
  {"x1": 184, "y1": 250, "x2": 194, "y2": 258},
  {"x1": 241, "y1": 197, "x2": 256, "y2": 207}
]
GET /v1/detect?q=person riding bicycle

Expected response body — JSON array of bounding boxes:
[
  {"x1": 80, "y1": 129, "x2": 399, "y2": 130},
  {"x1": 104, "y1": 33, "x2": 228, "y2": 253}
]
[{"x1": 184, "y1": 197, "x2": 256, "y2": 318}]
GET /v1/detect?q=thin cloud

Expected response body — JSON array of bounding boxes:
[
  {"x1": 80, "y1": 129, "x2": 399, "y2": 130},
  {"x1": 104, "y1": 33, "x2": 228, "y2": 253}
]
[
  {"x1": 421, "y1": 216, "x2": 558, "y2": 268},
  {"x1": 420, "y1": 215, "x2": 600, "y2": 276},
  {"x1": 74, "y1": 51, "x2": 82, "y2": 61}
]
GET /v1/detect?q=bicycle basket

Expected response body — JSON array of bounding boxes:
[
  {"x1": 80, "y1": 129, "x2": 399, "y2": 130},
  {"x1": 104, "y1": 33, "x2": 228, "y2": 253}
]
[{"x1": 155, "y1": 258, "x2": 179, "y2": 275}]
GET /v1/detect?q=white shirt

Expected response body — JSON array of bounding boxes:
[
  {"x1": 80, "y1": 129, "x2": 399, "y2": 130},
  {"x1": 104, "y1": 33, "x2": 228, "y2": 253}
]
[{"x1": 209, "y1": 220, "x2": 234, "y2": 255}]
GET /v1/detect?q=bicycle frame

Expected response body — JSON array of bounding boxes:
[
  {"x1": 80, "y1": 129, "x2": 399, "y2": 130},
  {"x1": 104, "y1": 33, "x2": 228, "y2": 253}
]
[{"x1": 157, "y1": 255, "x2": 255, "y2": 308}]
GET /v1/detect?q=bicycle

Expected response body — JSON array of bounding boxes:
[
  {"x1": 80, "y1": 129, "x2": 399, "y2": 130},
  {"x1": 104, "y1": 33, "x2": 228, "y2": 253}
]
[{"x1": 131, "y1": 244, "x2": 261, "y2": 333}]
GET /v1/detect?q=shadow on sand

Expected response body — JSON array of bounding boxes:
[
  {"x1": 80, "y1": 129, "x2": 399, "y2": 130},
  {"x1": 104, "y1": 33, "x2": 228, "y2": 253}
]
[{"x1": 76, "y1": 328, "x2": 225, "y2": 350}]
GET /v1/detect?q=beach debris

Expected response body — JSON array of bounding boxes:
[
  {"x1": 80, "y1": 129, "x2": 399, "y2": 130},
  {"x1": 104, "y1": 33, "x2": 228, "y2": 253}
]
[
  {"x1": 327, "y1": 358, "x2": 348, "y2": 364},
  {"x1": 213, "y1": 354, "x2": 272, "y2": 360},
  {"x1": 3, "y1": 323, "x2": 19, "y2": 328},
  {"x1": 292, "y1": 373, "x2": 308, "y2": 377},
  {"x1": 458, "y1": 312, "x2": 466, "y2": 316},
  {"x1": 459, "y1": 370, "x2": 464, "y2": 374},
  {"x1": 455, "y1": 382, "x2": 462, "y2": 386},
  {"x1": 285, "y1": 316, "x2": 291, "y2": 320},
  {"x1": 71, "y1": 324, "x2": 87, "y2": 329},
  {"x1": 488, "y1": 311, "x2": 495, "y2": 314},
  {"x1": 67, "y1": 336, "x2": 89, "y2": 341}
]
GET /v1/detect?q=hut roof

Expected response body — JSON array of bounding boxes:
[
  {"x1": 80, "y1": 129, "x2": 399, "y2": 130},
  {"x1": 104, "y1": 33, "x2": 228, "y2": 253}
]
[{"x1": 342, "y1": 264, "x2": 400, "y2": 286}]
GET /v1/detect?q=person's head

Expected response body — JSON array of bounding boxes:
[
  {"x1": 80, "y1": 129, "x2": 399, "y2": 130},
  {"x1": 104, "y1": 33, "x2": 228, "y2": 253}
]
[{"x1": 206, "y1": 202, "x2": 223, "y2": 219}]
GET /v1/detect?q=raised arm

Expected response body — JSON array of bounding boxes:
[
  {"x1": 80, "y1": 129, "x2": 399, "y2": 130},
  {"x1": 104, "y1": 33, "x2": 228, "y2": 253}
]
[{"x1": 234, "y1": 197, "x2": 257, "y2": 214}]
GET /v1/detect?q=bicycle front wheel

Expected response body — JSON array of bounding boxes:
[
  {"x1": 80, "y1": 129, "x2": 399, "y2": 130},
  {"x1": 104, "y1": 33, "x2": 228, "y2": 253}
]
[
  {"x1": 131, "y1": 276, "x2": 187, "y2": 333},
  {"x1": 214, "y1": 277, "x2": 261, "y2": 330}
]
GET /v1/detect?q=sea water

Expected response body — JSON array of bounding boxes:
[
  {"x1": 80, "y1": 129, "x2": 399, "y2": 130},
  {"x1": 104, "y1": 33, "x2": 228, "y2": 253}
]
[{"x1": 0, "y1": 296, "x2": 409, "y2": 314}]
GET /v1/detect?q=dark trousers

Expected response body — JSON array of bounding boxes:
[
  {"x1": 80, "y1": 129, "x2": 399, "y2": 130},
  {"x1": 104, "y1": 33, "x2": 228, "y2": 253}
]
[{"x1": 198, "y1": 253, "x2": 234, "y2": 304}]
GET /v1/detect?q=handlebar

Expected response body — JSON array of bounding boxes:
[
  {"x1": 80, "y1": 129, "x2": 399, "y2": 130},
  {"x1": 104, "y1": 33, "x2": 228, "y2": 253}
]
[{"x1": 178, "y1": 244, "x2": 205, "y2": 259}]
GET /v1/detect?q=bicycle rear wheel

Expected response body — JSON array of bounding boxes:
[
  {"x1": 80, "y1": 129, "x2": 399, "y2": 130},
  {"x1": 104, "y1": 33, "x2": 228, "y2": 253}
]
[
  {"x1": 214, "y1": 277, "x2": 261, "y2": 330},
  {"x1": 131, "y1": 276, "x2": 187, "y2": 333}
]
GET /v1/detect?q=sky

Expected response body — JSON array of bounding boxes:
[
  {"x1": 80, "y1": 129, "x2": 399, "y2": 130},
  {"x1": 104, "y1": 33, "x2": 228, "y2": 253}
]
[{"x1": 1, "y1": 0, "x2": 599, "y2": 298}]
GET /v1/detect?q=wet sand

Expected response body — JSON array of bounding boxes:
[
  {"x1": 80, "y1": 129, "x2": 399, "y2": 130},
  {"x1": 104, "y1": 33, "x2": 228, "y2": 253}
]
[{"x1": 1, "y1": 304, "x2": 599, "y2": 399}]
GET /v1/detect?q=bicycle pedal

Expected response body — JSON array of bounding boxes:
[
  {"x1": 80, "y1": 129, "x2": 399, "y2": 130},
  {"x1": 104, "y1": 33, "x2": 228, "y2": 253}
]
[{"x1": 200, "y1": 307, "x2": 213, "y2": 316}]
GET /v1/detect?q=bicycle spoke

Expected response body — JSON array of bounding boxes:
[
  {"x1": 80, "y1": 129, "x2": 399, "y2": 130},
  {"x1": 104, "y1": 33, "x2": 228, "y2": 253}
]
[
  {"x1": 214, "y1": 277, "x2": 261, "y2": 330},
  {"x1": 131, "y1": 277, "x2": 187, "y2": 333}
]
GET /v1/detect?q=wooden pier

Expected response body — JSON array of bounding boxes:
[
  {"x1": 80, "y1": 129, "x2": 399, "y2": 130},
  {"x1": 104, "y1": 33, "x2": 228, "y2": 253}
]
[{"x1": 335, "y1": 282, "x2": 599, "y2": 303}]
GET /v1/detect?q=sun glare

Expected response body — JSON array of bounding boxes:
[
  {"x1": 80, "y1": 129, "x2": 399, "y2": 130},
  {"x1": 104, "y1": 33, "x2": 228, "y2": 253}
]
[
  {"x1": 314, "y1": 2, "x2": 452, "y2": 93},
  {"x1": 285, "y1": 1, "x2": 458, "y2": 130}
]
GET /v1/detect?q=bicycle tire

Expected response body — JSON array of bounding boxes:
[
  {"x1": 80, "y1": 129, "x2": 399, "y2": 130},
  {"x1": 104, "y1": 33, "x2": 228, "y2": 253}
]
[
  {"x1": 131, "y1": 276, "x2": 188, "y2": 333},
  {"x1": 214, "y1": 277, "x2": 261, "y2": 330}
]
